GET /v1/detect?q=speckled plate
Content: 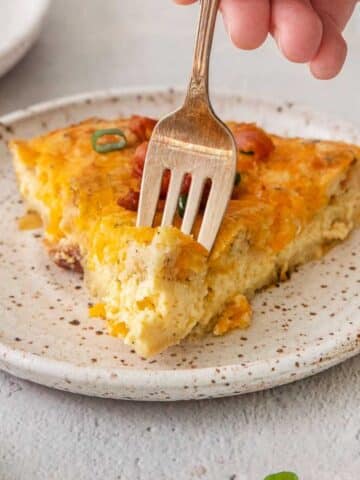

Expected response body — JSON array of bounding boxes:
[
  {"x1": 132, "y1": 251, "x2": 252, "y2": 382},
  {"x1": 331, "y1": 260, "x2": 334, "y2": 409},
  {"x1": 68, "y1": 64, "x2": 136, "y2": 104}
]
[{"x1": 0, "y1": 88, "x2": 359, "y2": 401}]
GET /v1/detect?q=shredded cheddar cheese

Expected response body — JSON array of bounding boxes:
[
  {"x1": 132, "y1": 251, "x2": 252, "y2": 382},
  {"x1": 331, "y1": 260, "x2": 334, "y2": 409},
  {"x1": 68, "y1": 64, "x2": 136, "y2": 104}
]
[
  {"x1": 89, "y1": 303, "x2": 106, "y2": 319},
  {"x1": 213, "y1": 295, "x2": 252, "y2": 336},
  {"x1": 18, "y1": 211, "x2": 43, "y2": 230}
]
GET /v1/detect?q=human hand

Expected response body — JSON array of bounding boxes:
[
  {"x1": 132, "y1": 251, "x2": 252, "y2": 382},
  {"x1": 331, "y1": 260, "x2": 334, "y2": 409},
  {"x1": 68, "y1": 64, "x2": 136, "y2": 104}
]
[{"x1": 174, "y1": 0, "x2": 358, "y2": 79}]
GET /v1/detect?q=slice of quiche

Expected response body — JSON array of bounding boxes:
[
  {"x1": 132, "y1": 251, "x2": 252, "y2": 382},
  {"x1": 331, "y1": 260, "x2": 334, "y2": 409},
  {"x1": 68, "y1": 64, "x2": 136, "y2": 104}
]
[{"x1": 10, "y1": 116, "x2": 360, "y2": 357}]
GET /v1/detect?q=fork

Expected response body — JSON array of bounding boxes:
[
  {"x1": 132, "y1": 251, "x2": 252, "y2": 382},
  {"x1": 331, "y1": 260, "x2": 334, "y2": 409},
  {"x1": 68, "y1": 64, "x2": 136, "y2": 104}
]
[{"x1": 136, "y1": 0, "x2": 237, "y2": 251}]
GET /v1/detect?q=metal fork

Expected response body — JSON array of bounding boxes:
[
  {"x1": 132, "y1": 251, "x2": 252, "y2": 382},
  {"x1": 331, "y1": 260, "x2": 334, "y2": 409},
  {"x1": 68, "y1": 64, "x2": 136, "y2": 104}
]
[{"x1": 136, "y1": 0, "x2": 237, "y2": 251}]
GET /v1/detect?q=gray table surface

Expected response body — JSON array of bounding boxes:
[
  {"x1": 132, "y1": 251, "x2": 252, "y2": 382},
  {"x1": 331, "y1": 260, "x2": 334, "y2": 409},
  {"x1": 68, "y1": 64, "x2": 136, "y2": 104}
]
[{"x1": 0, "y1": 1, "x2": 360, "y2": 479}]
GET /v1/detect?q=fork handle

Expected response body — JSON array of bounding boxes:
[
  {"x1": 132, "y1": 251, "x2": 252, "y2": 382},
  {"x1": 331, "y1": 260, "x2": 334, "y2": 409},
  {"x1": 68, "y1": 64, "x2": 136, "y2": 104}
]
[{"x1": 186, "y1": 0, "x2": 220, "y2": 103}]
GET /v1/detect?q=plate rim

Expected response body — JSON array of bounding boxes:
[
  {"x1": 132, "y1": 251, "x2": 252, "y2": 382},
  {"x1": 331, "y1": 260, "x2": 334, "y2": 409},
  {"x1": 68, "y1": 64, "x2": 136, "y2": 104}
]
[
  {"x1": 1, "y1": 87, "x2": 359, "y2": 400},
  {"x1": 1, "y1": 85, "x2": 359, "y2": 139}
]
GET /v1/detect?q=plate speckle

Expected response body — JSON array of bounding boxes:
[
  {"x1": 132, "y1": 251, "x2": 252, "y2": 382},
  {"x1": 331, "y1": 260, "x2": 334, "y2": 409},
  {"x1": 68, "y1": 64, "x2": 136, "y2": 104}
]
[{"x1": 0, "y1": 88, "x2": 359, "y2": 401}]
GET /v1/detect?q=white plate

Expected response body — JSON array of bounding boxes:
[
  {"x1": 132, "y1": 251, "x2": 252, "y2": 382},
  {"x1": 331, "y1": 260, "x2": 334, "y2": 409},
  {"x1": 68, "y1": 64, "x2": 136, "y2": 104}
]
[
  {"x1": 0, "y1": 0, "x2": 51, "y2": 79},
  {"x1": 0, "y1": 88, "x2": 359, "y2": 401}
]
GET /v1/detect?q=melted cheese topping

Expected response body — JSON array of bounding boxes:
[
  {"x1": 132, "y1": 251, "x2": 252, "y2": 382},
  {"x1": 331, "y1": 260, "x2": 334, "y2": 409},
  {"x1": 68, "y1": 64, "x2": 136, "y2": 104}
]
[
  {"x1": 12, "y1": 119, "x2": 358, "y2": 257},
  {"x1": 10, "y1": 118, "x2": 360, "y2": 356}
]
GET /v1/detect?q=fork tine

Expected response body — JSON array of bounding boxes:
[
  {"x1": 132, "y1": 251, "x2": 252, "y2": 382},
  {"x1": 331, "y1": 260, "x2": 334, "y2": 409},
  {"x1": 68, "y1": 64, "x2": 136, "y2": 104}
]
[
  {"x1": 197, "y1": 174, "x2": 234, "y2": 251},
  {"x1": 161, "y1": 169, "x2": 184, "y2": 227},
  {"x1": 136, "y1": 161, "x2": 163, "y2": 227},
  {"x1": 181, "y1": 174, "x2": 205, "y2": 235}
]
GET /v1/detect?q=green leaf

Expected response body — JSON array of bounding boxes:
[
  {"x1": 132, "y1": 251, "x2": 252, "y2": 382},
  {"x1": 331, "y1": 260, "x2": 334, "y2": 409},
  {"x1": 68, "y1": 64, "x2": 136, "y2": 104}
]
[{"x1": 263, "y1": 472, "x2": 299, "y2": 480}]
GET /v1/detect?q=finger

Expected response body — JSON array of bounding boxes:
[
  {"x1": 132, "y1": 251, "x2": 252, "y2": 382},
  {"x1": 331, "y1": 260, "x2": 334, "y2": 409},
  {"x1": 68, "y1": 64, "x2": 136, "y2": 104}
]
[
  {"x1": 221, "y1": 0, "x2": 270, "y2": 50},
  {"x1": 271, "y1": 0, "x2": 323, "y2": 63},
  {"x1": 310, "y1": 15, "x2": 347, "y2": 80},
  {"x1": 311, "y1": 0, "x2": 358, "y2": 31}
]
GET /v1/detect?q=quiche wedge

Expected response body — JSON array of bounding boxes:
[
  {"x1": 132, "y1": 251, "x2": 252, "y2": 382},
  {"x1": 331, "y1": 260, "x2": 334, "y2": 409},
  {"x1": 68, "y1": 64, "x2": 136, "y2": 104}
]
[{"x1": 9, "y1": 116, "x2": 360, "y2": 358}]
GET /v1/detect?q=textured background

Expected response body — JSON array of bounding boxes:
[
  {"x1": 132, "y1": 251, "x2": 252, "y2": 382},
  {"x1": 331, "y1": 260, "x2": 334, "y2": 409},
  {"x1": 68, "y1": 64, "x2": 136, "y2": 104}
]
[{"x1": 0, "y1": 1, "x2": 360, "y2": 479}]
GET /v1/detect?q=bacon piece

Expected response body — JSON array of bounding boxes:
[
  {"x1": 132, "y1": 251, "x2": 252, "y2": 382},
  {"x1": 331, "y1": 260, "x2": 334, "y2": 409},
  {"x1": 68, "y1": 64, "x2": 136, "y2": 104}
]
[
  {"x1": 117, "y1": 190, "x2": 140, "y2": 211},
  {"x1": 133, "y1": 146, "x2": 192, "y2": 196},
  {"x1": 181, "y1": 174, "x2": 192, "y2": 194},
  {"x1": 160, "y1": 170, "x2": 171, "y2": 198},
  {"x1": 232, "y1": 123, "x2": 274, "y2": 161},
  {"x1": 129, "y1": 116, "x2": 157, "y2": 142},
  {"x1": 133, "y1": 141, "x2": 148, "y2": 178},
  {"x1": 132, "y1": 142, "x2": 170, "y2": 199},
  {"x1": 49, "y1": 245, "x2": 83, "y2": 274},
  {"x1": 180, "y1": 175, "x2": 212, "y2": 205},
  {"x1": 131, "y1": 141, "x2": 219, "y2": 210},
  {"x1": 200, "y1": 179, "x2": 212, "y2": 207}
]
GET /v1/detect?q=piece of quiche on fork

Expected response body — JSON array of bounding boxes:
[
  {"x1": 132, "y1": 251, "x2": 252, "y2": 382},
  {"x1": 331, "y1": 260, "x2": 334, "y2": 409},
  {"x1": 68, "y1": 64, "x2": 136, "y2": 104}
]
[{"x1": 10, "y1": 115, "x2": 360, "y2": 358}]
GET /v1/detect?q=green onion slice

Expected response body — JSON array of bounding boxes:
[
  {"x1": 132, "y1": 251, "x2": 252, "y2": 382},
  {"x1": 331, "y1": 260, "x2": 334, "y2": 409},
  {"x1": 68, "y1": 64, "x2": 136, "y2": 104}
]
[
  {"x1": 92, "y1": 128, "x2": 127, "y2": 154},
  {"x1": 178, "y1": 194, "x2": 188, "y2": 218}
]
